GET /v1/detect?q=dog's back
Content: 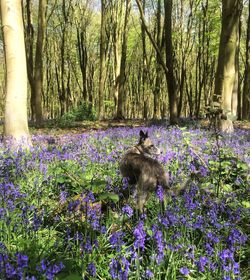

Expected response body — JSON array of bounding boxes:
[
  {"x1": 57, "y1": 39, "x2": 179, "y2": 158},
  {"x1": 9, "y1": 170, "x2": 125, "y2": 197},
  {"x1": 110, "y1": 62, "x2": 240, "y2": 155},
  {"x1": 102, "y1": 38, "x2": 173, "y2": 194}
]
[
  {"x1": 119, "y1": 130, "x2": 170, "y2": 211},
  {"x1": 120, "y1": 151, "x2": 168, "y2": 190}
]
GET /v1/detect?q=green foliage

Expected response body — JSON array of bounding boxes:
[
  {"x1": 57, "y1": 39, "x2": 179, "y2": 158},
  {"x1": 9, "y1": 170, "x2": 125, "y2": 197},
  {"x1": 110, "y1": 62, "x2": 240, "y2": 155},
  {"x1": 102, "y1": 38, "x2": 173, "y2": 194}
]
[
  {"x1": 73, "y1": 102, "x2": 97, "y2": 122},
  {"x1": 0, "y1": 126, "x2": 249, "y2": 279},
  {"x1": 58, "y1": 112, "x2": 76, "y2": 127},
  {"x1": 59, "y1": 102, "x2": 97, "y2": 127}
]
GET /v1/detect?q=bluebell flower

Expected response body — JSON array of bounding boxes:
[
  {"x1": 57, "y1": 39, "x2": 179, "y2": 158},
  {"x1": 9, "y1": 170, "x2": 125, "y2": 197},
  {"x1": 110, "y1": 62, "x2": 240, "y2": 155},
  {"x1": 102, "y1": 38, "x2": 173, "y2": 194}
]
[
  {"x1": 179, "y1": 267, "x2": 189, "y2": 276},
  {"x1": 87, "y1": 262, "x2": 96, "y2": 277},
  {"x1": 16, "y1": 253, "x2": 29, "y2": 269},
  {"x1": 122, "y1": 177, "x2": 129, "y2": 190},
  {"x1": 204, "y1": 242, "x2": 214, "y2": 256},
  {"x1": 84, "y1": 238, "x2": 93, "y2": 253},
  {"x1": 109, "y1": 231, "x2": 124, "y2": 252},
  {"x1": 152, "y1": 226, "x2": 165, "y2": 264},
  {"x1": 219, "y1": 249, "x2": 234, "y2": 262},
  {"x1": 227, "y1": 228, "x2": 247, "y2": 246},
  {"x1": 209, "y1": 262, "x2": 217, "y2": 272},
  {"x1": 196, "y1": 256, "x2": 208, "y2": 272},
  {"x1": 233, "y1": 262, "x2": 240, "y2": 274},
  {"x1": 5, "y1": 262, "x2": 16, "y2": 278},
  {"x1": 59, "y1": 191, "x2": 68, "y2": 203},
  {"x1": 206, "y1": 231, "x2": 220, "y2": 243},
  {"x1": 145, "y1": 268, "x2": 154, "y2": 278},
  {"x1": 156, "y1": 185, "x2": 164, "y2": 202},
  {"x1": 122, "y1": 205, "x2": 133, "y2": 218},
  {"x1": 133, "y1": 221, "x2": 146, "y2": 251},
  {"x1": 109, "y1": 258, "x2": 121, "y2": 279}
]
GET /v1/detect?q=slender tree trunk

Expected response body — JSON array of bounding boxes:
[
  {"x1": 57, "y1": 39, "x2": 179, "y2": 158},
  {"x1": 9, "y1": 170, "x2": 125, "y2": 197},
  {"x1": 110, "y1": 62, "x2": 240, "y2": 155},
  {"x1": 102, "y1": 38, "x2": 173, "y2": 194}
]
[
  {"x1": 231, "y1": 22, "x2": 240, "y2": 119},
  {"x1": 243, "y1": 1, "x2": 250, "y2": 120},
  {"x1": 98, "y1": 0, "x2": 108, "y2": 120},
  {"x1": 111, "y1": 0, "x2": 122, "y2": 117},
  {"x1": 33, "y1": 0, "x2": 46, "y2": 126},
  {"x1": 1, "y1": 0, "x2": 31, "y2": 148},
  {"x1": 164, "y1": 0, "x2": 178, "y2": 125},
  {"x1": 214, "y1": 0, "x2": 242, "y2": 132},
  {"x1": 140, "y1": 0, "x2": 148, "y2": 120},
  {"x1": 116, "y1": 0, "x2": 131, "y2": 119},
  {"x1": 153, "y1": 0, "x2": 162, "y2": 120},
  {"x1": 25, "y1": 0, "x2": 35, "y2": 122},
  {"x1": 77, "y1": 28, "x2": 88, "y2": 102}
]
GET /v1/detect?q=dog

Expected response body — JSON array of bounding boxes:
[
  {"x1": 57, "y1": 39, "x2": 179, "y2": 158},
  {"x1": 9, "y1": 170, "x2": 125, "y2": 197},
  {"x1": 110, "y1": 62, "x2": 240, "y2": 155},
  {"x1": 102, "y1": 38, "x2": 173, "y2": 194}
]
[{"x1": 119, "y1": 130, "x2": 170, "y2": 212}]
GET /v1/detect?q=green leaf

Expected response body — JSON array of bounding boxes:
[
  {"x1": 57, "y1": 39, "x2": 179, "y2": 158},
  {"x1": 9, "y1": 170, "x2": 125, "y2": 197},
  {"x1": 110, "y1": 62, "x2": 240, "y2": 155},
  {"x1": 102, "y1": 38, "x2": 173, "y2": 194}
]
[
  {"x1": 98, "y1": 193, "x2": 119, "y2": 203},
  {"x1": 59, "y1": 274, "x2": 82, "y2": 280},
  {"x1": 242, "y1": 201, "x2": 250, "y2": 208}
]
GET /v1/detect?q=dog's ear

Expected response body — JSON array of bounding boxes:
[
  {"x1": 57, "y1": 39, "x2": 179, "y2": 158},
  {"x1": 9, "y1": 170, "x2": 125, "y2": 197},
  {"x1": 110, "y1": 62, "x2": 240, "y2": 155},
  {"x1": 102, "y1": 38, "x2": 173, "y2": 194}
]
[{"x1": 139, "y1": 130, "x2": 147, "y2": 140}]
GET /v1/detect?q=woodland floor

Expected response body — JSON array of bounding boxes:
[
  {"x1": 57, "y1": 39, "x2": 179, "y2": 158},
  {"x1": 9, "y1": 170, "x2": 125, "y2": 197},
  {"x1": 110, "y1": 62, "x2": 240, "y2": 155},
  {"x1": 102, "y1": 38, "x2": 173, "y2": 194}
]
[{"x1": 1, "y1": 119, "x2": 249, "y2": 136}]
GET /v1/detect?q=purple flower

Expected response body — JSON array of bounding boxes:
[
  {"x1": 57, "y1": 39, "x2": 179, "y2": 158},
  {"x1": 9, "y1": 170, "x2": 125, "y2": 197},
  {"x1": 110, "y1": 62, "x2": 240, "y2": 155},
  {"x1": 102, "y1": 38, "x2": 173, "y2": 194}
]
[
  {"x1": 206, "y1": 232, "x2": 220, "y2": 244},
  {"x1": 84, "y1": 238, "x2": 93, "y2": 253},
  {"x1": 196, "y1": 256, "x2": 208, "y2": 272},
  {"x1": 179, "y1": 267, "x2": 189, "y2": 276},
  {"x1": 156, "y1": 185, "x2": 164, "y2": 202},
  {"x1": 152, "y1": 226, "x2": 165, "y2": 264},
  {"x1": 219, "y1": 249, "x2": 234, "y2": 262},
  {"x1": 209, "y1": 262, "x2": 217, "y2": 272},
  {"x1": 233, "y1": 262, "x2": 240, "y2": 274},
  {"x1": 87, "y1": 262, "x2": 96, "y2": 277},
  {"x1": 122, "y1": 205, "x2": 133, "y2": 218},
  {"x1": 109, "y1": 257, "x2": 130, "y2": 280},
  {"x1": 100, "y1": 226, "x2": 107, "y2": 234},
  {"x1": 227, "y1": 228, "x2": 247, "y2": 246},
  {"x1": 133, "y1": 221, "x2": 146, "y2": 251},
  {"x1": 204, "y1": 243, "x2": 214, "y2": 256},
  {"x1": 109, "y1": 231, "x2": 124, "y2": 252},
  {"x1": 16, "y1": 253, "x2": 29, "y2": 269},
  {"x1": 59, "y1": 191, "x2": 68, "y2": 203},
  {"x1": 5, "y1": 262, "x2": 16, "y2": 278},
  {"x1": 145, "y1": 269, "x2": 154, "y2": 278},
  {"x1": 109, "y1": 258, "x2": 120, "y2": 279}
]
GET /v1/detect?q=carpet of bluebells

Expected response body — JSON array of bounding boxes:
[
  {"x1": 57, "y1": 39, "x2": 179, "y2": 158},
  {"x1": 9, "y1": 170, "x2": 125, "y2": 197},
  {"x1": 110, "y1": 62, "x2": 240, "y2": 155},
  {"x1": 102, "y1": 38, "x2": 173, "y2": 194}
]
[{"x1": 0, "y1": 125, "x2": 249, "y2": 280}]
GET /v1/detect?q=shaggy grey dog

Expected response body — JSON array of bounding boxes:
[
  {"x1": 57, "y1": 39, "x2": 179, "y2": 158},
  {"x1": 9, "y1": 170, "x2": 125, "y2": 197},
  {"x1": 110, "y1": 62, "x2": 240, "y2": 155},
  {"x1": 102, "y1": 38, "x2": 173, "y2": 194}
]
[{"x1": 120, "y1": 130, "x2": 170, "y2": 211}]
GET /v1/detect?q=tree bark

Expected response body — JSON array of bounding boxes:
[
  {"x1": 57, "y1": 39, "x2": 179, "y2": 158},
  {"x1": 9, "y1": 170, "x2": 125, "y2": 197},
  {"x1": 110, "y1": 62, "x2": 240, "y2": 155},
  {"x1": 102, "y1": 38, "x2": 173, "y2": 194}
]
[
  {"x1": 116, "y1": 0, "x2": 131, "y2": 119},
  {"x1": 214, "y1": 0, "x2": 242, "y2": 132},
  {"x1": 164, "y1": 0, "x2": 178, "y2": 125},
  {"x1": 153, "y1": 0, "x2": 162, "y2": 120},
  {"x1": 98, "y1": 0, "x2": 108, "y2": 120},
  {"x1": 1, "y1": 0, "x2": 31, "y2": 148},
  {"x1": 242, "y1": 1, "x2": 250, "y2": 120},
  {"x1": 33, "y1": 0, "x2": 46, "y2": 126}
]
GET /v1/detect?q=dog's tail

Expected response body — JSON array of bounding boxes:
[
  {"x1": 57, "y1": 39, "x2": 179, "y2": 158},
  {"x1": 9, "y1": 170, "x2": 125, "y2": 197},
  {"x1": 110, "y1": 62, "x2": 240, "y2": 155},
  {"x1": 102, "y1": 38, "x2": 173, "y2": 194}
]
[{"x1": 172, "y1": 178, "x2": 192, "y2": 196}]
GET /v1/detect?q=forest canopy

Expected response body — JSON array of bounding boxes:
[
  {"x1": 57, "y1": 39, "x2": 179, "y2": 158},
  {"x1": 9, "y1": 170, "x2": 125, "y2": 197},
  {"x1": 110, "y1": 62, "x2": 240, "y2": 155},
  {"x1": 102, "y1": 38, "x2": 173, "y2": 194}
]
[{"x1": 0, "y1": 0, "x2": 249, "y2": 126}]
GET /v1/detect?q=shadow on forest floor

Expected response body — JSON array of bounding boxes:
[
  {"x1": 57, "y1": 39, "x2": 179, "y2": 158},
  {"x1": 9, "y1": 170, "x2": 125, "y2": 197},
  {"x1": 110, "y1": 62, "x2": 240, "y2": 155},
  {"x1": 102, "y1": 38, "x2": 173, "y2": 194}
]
[{"x1": 0, "y1": 119, "x2": 249, "y2": 136}]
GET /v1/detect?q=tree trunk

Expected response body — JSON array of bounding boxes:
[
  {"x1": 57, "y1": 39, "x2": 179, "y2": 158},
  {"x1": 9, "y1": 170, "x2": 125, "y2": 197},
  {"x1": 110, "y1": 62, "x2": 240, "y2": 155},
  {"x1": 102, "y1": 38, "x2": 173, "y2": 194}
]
[
  {"x1": 98, "y1": 0, "x2": 108, "y2": 120},
  {"x1": 116, "y1": 0, "x2": 131, "y2": 119},
  {"x1": 77, "y1": 28, "x2": 88, "y2": 102},
  {"x1": 231, "y1": 24, "x2": 239, "y2": 120},
  {"x1": 111, "y1": 0, "x2": 122, "y2": 117},
  {"x1": 153, "y1": 0, "x2": 162, "y2": 120},
  {"x1": 1, "y1": 0, "x2": 31, "y2": 148},
  {"x1": 140, "y1": 0, "x2": 148, "y2": 120},
  {"x1": 33, "y1": 0, "x2": 46, "y2": 126},
  {"x1": 242, "y1": 1, "x2": 250, "y2": 120},
  {"x1": 164, "y1": 0, "x2": 178, "y2": 125},
  {"x1": 214, "y1": 0, "x2": 242, "y2": 132},
  {"x1": 25, "y1": 0, "x2": 35, "y2": 122}
]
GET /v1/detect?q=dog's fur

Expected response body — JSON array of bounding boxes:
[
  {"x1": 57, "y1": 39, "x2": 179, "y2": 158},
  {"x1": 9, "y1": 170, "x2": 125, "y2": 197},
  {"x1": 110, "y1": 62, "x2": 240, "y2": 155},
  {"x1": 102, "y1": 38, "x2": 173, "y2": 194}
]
[{"x1": 119, "y1": 130, "x2": 170, "y2": 211}]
